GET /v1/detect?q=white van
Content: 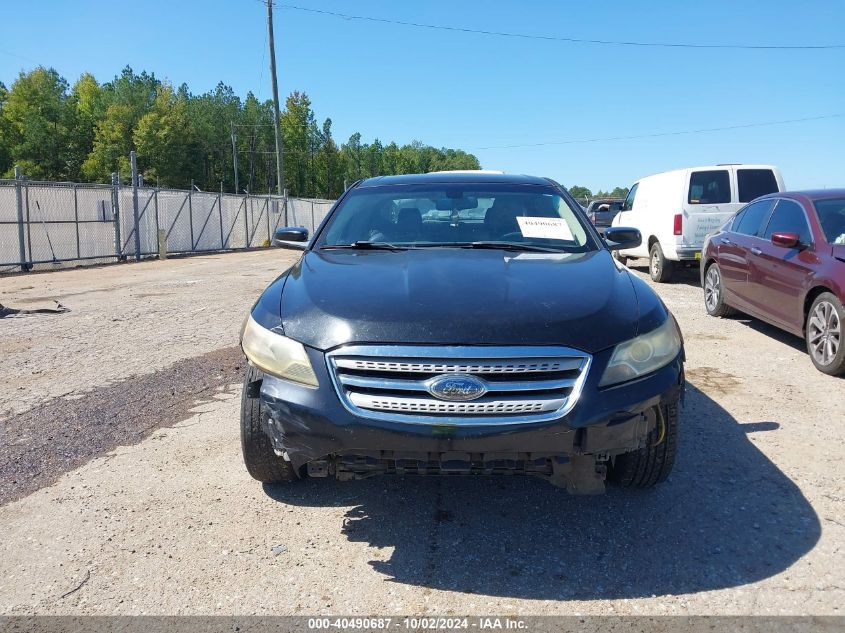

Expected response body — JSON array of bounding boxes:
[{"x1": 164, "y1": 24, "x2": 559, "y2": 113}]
[{"x1": 612, "y1": 164, "x2": 785, "y2": 282}]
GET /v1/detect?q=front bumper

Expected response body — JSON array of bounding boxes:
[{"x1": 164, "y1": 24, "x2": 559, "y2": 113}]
[{"x1": 256, "y1": 347, "x2": 685, "y2": 472}]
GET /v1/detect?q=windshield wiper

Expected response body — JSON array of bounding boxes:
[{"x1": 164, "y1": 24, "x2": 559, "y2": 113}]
[
  {"x1": 321, "y1": 241, "x2": 407, "y2": 251},
  {"x1": 455, "y1": 241, "x2": 567, "y2": 253}
]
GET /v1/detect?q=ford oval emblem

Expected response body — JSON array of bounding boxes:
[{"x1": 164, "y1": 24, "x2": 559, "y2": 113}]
[{"x1": 427, "y1": 374, "x2": 488, "y2": 402}]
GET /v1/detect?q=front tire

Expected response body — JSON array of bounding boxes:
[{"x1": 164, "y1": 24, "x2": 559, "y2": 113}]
[
  {"x1": 241, "y1": 366, "x2": 300, "y2": 483},
  {"x1": 703, "y1": 262, "x2": 736, "y2": 317},
  {"x1": 649, "y1": 242, "x2": 674, "y2": 283},
  {"x1": 806, "y1": 293, "x2": 845, "y2": 376},
  {"x1": 608, "y1": 400, "x2": 678, "y2": 489}
]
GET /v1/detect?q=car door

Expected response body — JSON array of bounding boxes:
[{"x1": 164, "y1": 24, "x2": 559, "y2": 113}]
[
  {"x1": 684, "y1": 169, "x2": 738, "y2": 251},
  {"x1": 714, "y1": 198, "x2": 776, "y2": 309},
  {"x1": 747, "y1": 199, "x2": 818, "y2": 334},
  {"x1": 614, "y1": 184, "x2": 643, "y2": 256}
]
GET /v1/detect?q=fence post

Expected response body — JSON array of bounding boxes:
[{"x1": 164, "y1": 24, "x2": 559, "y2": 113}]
[
  {"x1": 13, "y1": 166, "x2": 28, "y2": 271},
  {"x1": 24, "y1": 176, "x2": 33, "y2": 267},
  {"x1": 111, "y1": 172, "x2": 122, "y2": 260},
  {"x1": 266, "y1": 195, "x2": 271, "y2": 244},
  {"x1": 73, "y1": 183, "x2": 81, "y2": 260},
  {"x1": 153, "y1": 187, "x2": 160, "y2": 243},
  {"x1": 188, "y1": 179, "x2": 195, "y2": 251},
  {"x1": 130, "y1": 151, "x2": 141, "y2": 262},
  {"x1": 219, "y1": 182, "x2": 225, "y2": 249},
  {"x1": 310, "y1": 200, "x2": 315, "y2": 235},
  {"x1": 244, "y1": 195, "x2": 250, "y2": 248}
]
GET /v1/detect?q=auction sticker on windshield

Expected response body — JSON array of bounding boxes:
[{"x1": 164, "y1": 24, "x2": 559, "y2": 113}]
[{"x1": 516, "y1": 216, "x2": 574, "y2": 241}]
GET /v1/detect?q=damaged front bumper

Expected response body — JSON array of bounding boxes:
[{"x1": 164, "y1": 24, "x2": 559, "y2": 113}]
[{"x1": 252, "y1": 347, "x2": 684, "y2": 493}]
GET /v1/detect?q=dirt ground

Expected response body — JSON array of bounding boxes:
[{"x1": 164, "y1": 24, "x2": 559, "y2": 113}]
[{"x1": 0, "y1": 250, "x2": 842, "y2": 616}]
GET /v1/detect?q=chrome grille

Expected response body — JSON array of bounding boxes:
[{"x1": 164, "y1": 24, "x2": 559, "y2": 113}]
[{"x1": 327, "y1": 345, "x2": 591, "y2": 426}]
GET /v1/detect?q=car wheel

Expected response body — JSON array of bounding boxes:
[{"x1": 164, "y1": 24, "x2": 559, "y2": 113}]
[
  {"x1": 241, "y1": 365, "x2": 300, "y2": 483},
  {"x1": 608, "y1": 400, "x2": 678, "y2": 489},
  {"x1": 806, "y1": 293, "x2": 845, "y2": 376},
  {"x1": 649, "y1": 242, "x2": 674, "y2": 283},
  {"x1": 703, "y1": 263, "x2": 736, "y2": 318}
]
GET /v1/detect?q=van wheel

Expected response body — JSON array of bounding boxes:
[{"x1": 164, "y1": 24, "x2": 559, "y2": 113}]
[
  {"x1": 703, "y1": 263, "x2": 736, "y2": 317},
  {"x1": 608, "y1": 400, "x2": 678, "y2": 489},
  {"x1": 806, "y1": 293, "x2": 845, "y2": 376},
  {"x1": 649, "y1": 242, "x2": 674, "y2": 283},
  {"x1": 241, "y1": 366, "x2": 300, "y2": 483}
]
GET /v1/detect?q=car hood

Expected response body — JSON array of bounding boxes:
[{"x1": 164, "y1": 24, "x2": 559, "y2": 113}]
[{"x1": 271, "y1": 249, "x2": 653, "y2": 353}]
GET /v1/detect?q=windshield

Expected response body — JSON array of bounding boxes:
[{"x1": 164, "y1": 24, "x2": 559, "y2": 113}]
[{"x1": 317, "y1": 183, "x2": 596, "y2": 252}]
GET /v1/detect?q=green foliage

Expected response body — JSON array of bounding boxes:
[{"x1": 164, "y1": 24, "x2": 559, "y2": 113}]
[
  {"x1": 0, "y1": 81, "x2": 10, "y2": 176},
  {"x1": 0, "y1": 66, "x2": 482, "y2": 197},
  {"x1": 568, "y1": 185, "x2": 593, "y2": 200},
  {"x1": 67, "y1": 73, "x2": 107, "y2": 178},
  {"x1": 2, "y1": 67, "x2": 73, "y2": 179},
  {"x1": 133, "y1": 84, "x2": 194, "y2": 187},
  {"x1": 82, "y1": 67, "x2": 159, "y2": 181},
  {"x1": 571, "y1": 185, "x2": 630, "y2": 202}
]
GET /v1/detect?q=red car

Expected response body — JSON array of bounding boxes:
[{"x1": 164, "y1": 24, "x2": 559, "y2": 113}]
[{"x1": 701, "y1": 190, "x2": 845, "y2": 375}]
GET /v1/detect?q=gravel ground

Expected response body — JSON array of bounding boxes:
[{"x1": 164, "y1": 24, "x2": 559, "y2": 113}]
[
  {"x1": 0, "y1": 251, "x2": 843, "y2": 616},
  {"x1": 0, "y1": 346, "x2": 244, "y2": 506},
  {"x1": 0, "y1": 251, "x2": 299, "y2": 419}
]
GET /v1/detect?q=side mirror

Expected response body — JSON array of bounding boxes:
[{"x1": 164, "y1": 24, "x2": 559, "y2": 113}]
[
  {"x1": 771, "y1": 232, "x2": 800, "y2": 249},
  {"x1": 273, "y1": 227, "x2": 309, "y2": 249},
  {"x1": 604, "y1": 226, "x2": 642, "y2": 251}
]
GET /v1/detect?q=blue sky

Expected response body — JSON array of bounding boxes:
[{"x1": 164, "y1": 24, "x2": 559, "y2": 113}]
[{"x1": 1, "y1": 0, "x2": 843, "y2": 191}]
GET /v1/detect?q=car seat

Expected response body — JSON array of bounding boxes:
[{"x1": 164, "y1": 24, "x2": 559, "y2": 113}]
[
  {"x1": 483, "y1": 200, "x2": 523, "y2": 239},
  {"x1": 395, "y1": 207, "x2": 423, "y2": 241},
  {"x1": 822, "y1": 211, "x2": 845, "y2": 244}
]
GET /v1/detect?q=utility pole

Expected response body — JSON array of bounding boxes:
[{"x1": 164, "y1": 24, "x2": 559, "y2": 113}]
[
  {"x1": 267, "y1": 0, "x2": 284, "y2": 196},
  {"x1": 230, "y1": 121, "x2": 239, "y2": 194}
]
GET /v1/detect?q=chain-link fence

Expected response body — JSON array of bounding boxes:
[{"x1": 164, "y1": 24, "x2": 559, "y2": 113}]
[{"x1": 0, "y1": 174, "x2": 335, "y2": 273}]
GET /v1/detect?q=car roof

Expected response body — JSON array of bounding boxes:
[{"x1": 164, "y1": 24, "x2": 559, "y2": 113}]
[
  {"x1": 356, "y1": 172, "x2": 553, "y2": 188},
  {"x1": 634, "y1": 164, "x2": 779, "y2": 183},
  {"x1": 758, "y1": 189, "x2": 845, "y2": 203}
]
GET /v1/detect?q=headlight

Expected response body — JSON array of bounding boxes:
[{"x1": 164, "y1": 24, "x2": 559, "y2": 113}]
[
  {"x1": 599, "y1": 316, "x2": 681, "y2": 387},
  {"x1": 240, "y1": 315, "x2": 318, "y2": 387}
]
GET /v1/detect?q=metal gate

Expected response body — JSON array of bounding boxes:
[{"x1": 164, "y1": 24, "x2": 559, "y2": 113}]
[{"x1": 0, "y1": 168, "x2": 336, "y2": 273}]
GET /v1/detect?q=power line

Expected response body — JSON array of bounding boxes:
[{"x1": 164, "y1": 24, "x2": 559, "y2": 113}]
[
  {"x1": 276, "y1": 4, "x2": 845, "y2": 51},
  {"x1": 0, "y1": 48, "x2": 43, "y2": 65},
  {"x1": 473, "y1": 113, "x2": 845, "y2": 150}
]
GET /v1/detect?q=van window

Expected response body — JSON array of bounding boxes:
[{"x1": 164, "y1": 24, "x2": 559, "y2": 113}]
[
  {"x1": 738, "y1": 169, "x2": 779, "y2": 202},
  {"x1": 762, "y1": 199, "x2": 812, "y2": 244},
  {"x1": 688, "y1": 170, "x2": 730, "y2": 204},
  {"x1": 620, "y1": 183, "x2": 637, "y2": 211},
  {"x1": 733, "y1": 199, "x2": 775, "y2": 237}
]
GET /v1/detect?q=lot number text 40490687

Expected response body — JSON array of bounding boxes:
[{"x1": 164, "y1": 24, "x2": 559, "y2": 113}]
[{"x1": 307, "y1": 617, "x2": 528, "y2": 630}]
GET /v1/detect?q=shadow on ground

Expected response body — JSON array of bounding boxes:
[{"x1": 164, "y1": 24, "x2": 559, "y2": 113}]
[
  {"x1": 264, "y1": 383, "x2": 820, "y2": 600},
  {"x1": 732, "y1": 314, "x2": 807, "y2": 354}
]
